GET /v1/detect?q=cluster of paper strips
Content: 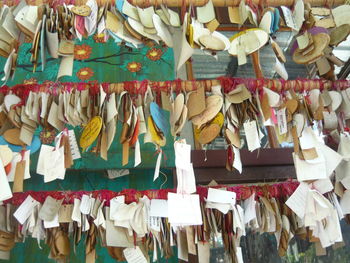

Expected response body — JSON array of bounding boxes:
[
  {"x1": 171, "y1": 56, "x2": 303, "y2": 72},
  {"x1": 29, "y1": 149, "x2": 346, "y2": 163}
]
[{"x1": 0, "y1": 0, "x2": 350, "y2": 80}]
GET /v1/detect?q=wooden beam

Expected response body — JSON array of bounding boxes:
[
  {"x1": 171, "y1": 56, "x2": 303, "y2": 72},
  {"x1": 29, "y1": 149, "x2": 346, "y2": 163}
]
[
  {"x1": 191, "y1": 148, "x2": 294, "y2": 168},
  {"x1": 129, "y1": 0, "x2": 344, "y2": 7},
  {"x1": 194, "y1": 165, "x2": 296, "y2": 184}
]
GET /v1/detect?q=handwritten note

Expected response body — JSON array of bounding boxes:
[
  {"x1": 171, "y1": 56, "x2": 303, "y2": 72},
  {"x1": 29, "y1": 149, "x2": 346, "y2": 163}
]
[{"x1": 123, "y1": 247, "x2": 147, "y2": 263}]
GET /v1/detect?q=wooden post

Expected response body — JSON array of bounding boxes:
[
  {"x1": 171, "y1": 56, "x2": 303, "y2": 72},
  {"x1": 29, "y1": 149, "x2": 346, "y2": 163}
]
[{"x1": 250, "y1": 51, "x2": 279, "y2": 148}]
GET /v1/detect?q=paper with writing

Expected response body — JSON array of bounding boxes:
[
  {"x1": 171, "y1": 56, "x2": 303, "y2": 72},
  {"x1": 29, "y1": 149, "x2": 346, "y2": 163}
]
[
  {"x1": 313, "y1": 179, "x2": 334, "y2": 194},
  {"x1": 277, "y1": 108, "x2": 287, "y2": 135},
  {"x1": 13, "y1": 195, "x2": 39, "y2": 224},
  {"x1": 123, "y1": 246, "x2": 147, "y2": 263},
  {"x1": 285, "y1": 182, "x2": 309, "y2": 219},
  {"x1": 68, "y1": 130, "x2": 81, "y2": 160},
  {"x1": 243, "y1": 120, "x2": 261, "y2": 152},
  {"x1": 293, "y1": 152, "x2": 327, "y2": 181}
]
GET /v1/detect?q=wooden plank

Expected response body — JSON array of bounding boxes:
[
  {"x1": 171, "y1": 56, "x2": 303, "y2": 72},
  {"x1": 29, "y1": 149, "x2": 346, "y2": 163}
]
[
  {"x1": 191, "y1": 148, "x2": 294, "y2": 168},
  {"x1": 194, "y1": 165, "x2": 296, "y2": 184}
]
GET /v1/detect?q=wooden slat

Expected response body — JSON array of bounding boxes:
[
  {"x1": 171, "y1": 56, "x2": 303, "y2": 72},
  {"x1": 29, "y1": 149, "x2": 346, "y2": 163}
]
[
  {"x1": 194, "y1": 165, "x2": 296, "y2": 184},
  {"x1": 191, "y1": 148, "x2": 294, "y2": 168}
]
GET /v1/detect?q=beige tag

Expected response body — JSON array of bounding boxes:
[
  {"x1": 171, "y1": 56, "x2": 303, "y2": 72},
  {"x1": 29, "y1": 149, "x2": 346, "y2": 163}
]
[
  {"x1": 186, "y1": 226, "x2": 197, "y2": 255},
  {"x1": 13, "y1": 160, "x2": 25, "y2": 193},
  {"x1": 58, "y1": 204, "x2": 74, "y2": 223},
  {"x1": 106, "y1": 11, "x2": 120, "y2": 33},
  {"x1": 187, "y1": 86, "x2": 205, "y2": 119},
  {"x1": 311, "y1": 7, "x2": 331, "y2": 16},
  {"x1": 335, "y1": 181, "x2": 344, "y2": 198},
  {"x1": 63, "y1": 135, "x2": 73, "y2": 169},
  {"x1": 296, "y1": 32, "x2": 310, "y2": 50},
  {"x1": 302, "y1": 147, "x2": 318, "y2": 160},
  {"x1": 321, "y1": 89, "x2": 332, "y2": 107},
  {"x1": 122, "y1": 142, "x2": 129, "y2": 166},
  {"x1": 237, "y1": 44, "x2": 247, "y2": 65},
  {"x1": 100, "y1": 129, "x2": 108, "y2": 161},
  {"x1": 315, "y1": 17, "x2": 335, "y2": 28},
  {"x1": 161, "y1": 91, "x2": 172, "y2": 111},
  {"x1": 228, "y1": 7, "x2": 240, "y2": 24},
  {"x1": 260, "y1": 197, "x2": 275, "y2": 215},
  {"x1": 291, "y1": 126, "x2": 299, "y2": 154},
  {"x1": 316, "y1": 57, "x2": 331, "y2": 76},
  {"x1": 205, "y1": 19, "x2": 220, "y2": 33}
]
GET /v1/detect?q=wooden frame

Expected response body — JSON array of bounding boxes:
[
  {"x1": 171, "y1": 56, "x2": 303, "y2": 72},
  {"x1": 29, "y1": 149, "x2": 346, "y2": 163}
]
[{"x1": 174, "y1": 148, "x2": 296, "y2": 185}]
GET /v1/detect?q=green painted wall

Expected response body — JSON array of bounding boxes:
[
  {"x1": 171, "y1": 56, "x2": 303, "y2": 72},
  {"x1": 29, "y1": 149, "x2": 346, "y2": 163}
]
[{"x1": 0, "y1": 35, "x2": 177, "y2": 262}]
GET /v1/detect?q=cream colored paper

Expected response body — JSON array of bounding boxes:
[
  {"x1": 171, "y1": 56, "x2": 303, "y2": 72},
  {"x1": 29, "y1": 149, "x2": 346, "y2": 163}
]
[
  {"x1": 123, "y1": 246, "x2": 147, "y2": 263},
  {"x1": 0, "y1": 158, "x2": 12, "y2": 202},
  {"x1": 57, "y1": 55, "x2": 74, "y2": 79},
  {"x1": 285, "y1": 182, "x2": 309, "y2": 219},
  {"x1": 243, "y1": 120, "x2": 261, "y2": 152},
  {"x1": 168, "y1": 193, "x2": 202, "y2": 226}
]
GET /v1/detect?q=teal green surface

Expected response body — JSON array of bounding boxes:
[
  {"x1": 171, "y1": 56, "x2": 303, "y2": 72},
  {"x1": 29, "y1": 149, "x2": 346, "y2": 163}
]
[
  {"x1": 0, "y1": 36, "x2": 177, "y2": 262},
  {"x1": 0, "y1": 37, "x2": 174, "y2": 84},
  {"x1": 6, "y1": 233, "x2": 178, "y2": 263}
]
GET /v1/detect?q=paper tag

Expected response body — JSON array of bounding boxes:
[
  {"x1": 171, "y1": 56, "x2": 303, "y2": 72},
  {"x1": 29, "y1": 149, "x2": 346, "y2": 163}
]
[
  {"x1": 71, "y1": 198, "x2": 82, "y2": 226},
  {"x1": 197, "y1": 241, "x2": 210, "y2": 263},
  {"x1": 68, "y1": 130, "x2": 81, "y2": 160},
  {"x1": 39, "y1": 196, "x2": 63, "y2": 221},
  {"x1": 153, "y1": 150, "x2": 162, "y2": 181},
  {"x1": 123, "y1": 246, "x2": 147, "y2": 263},
  {"x1": 207, "y1": 188, "x2": 236, "y2": 204},
  {"x1": 14, "y1": 195, "x2": 39, "y2": 225},
  {"x1": 243, "y1": 120, "x2": 261, "y2": 152},
  {"x1": 80, "y1": 195, "x2": 92, "y2": 215},
  {"x1": 168, "y1": 193, "x2": 202, "y2": 226},
  {"x1": 149, "y1": 216, "x2": 161, "y2": 232},
  {"x1": 43, "y1": 213, "x2": 59, "y2": 228},
  {"x1": 274, "y1": 57, "x2": 288, "y2": 80},
  {"x1": 12, "y1": 160, "x2": 25, "y2": 193},
  {"x1": 237, "y1": 44, "x2": 247, "y2": 65},
  {"x1": 277, "y1": 108, "x2": 288, "y2": 135},
  {"x1": 285, "y1": 182, "x2": 309, "y2": 219},
  {"x1": 174, "y1": 141, "x2": 191, "y2": 171},
  {"x1": 58, "y1": 204, "x2": 74, "y2": 223},
  {"x1": 150, "y1": 199, "x2": 168, "y2": 218}
]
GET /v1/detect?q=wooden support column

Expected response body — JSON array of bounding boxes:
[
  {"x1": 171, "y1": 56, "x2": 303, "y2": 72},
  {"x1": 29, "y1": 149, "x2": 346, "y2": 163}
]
[{"x1": 250, "y1": 50, "x2": 279, "y2": 148}]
